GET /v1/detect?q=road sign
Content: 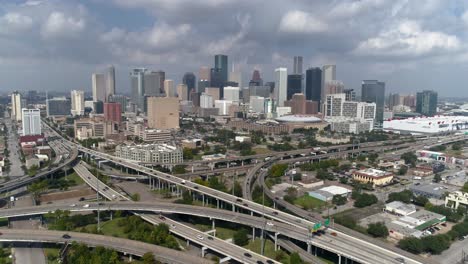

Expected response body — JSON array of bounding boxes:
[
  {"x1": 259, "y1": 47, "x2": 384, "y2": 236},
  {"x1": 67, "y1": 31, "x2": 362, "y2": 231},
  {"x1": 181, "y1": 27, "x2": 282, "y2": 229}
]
[{"x1": 324, "y1": 218, "x2": 330, "y2": 226}]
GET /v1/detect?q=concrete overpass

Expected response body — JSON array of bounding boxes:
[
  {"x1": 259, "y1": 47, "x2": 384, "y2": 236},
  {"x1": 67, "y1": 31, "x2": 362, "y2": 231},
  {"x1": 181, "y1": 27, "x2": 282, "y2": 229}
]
[{"x1": 0, "y1": 229, "x2": 210, "y2": 264}]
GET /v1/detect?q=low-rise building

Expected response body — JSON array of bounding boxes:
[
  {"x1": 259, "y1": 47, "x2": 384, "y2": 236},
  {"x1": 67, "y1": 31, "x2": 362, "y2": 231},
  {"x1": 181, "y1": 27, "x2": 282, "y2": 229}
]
[
  {"x1": 308, "y1": 185, "x2": 351, "y2": 202},
  {"x1": 445, "y1": 191, "x2": 468, "y2": 209},
  {"x1": 114, "y1": 143, "x2": 183, "y2": 164},
  {"x1": 384, "y1": 201, "x2": 416, "y2": 216},
  {"x1": 181, "y1": 139, "x2": 203, "y2": 149},
  {"x1": 412, "y1": 165, "x2": 434, "y2": 177},
  {"x1": 201, "y1": 153, "x2": 226, "y2": 161},
  {"x1": 235, "y1": 136, "x2": 251, "y2": 143},
  {"x1": 410, "y1": 183, "x2": 450, "y2": 200},
  {"x1": 352, "y1": 168, "x2": 394, "y2": 186}
]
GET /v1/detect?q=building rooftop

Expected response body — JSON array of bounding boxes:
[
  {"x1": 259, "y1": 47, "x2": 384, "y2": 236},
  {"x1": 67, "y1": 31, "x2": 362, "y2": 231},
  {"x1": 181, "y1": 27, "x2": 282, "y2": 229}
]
[
  {"x1": 275, "y1": 115, "x2": 322, "y2": 123},
  {"x1": 410, "y1": 183, "x2": 450, "y2": 197},
  {"x1": 355, "y1": 168, "x2": 393, "y2": 178},
  {"x1": 385, "y1": 201, "x2": 416, "y2": 215},
  {"x1": 319, "y1": 185, "x2": 351, "y2": 196}
]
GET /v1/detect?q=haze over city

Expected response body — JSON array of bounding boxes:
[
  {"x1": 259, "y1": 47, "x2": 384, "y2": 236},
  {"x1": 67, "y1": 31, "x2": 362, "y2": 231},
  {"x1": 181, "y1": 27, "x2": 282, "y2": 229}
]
[{"x1": 1, "y1": 0, "x2": 468, "y2": 96}]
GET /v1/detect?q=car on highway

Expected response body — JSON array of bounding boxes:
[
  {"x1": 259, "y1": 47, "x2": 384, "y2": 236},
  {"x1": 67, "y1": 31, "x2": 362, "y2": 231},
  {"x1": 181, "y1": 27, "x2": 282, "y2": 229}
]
[
  {"x1": 266, "y1": 222, "x2": 274, "y2": 227},
  {"x1": 244, "y1": 253, "x2": 252, "y2": 258},
  {"x1": 395, "y1": 257, "x2": 405, "y2": 263},
  {"x1": 159, "y1": 215, "x2": 166, "y2": 220},
  {"x1": 207, "y1": 236, "x2": 214, "y2": 240},
  {"x1": 170, "y1": 224, "x2": 176, "y2": 229},
  {"x1": 181, "y1": 180, "x2": 186, "y2": 184},
  {"x1": 197, "y1": 235, "x2": 204, "y2": 240},
  {"x1": 83, "y1": 204, "x2": 89, "y2": 208},
  {"x1": 62, "y1": 234, "x2": 71, "y2": 239},
  {"x1": 70, "y1": 204, "x2": 76, "y2": 207}
]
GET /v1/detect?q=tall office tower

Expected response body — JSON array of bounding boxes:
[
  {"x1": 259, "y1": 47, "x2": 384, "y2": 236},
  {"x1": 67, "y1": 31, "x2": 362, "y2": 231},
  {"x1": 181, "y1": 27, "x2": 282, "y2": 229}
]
[
  {"x1": 265, "y1": 82, "x2": 275, "y2": 93},
  {"x1": 106, "y1": 65, "x2": 116, "y2": 101},
  {"x1": 104, "y1": 102, "x2": 122, "y2": 124},
  {"x1": 323, "y1": 80, "x2": 344, "y2": 96},
  {"x1": 324, "y1": 93, "x2": 346, "y2": 117},
  {"x1": 199, "y1": 66, "x2": 211, "y2": 81},
  {"x1": 177, "y1": 84, "x2": 188, "y2": 101},
  {"x1": 416, "y1": 90, "x2": 438, "y2": 116},
  {"x1": 47, "y1": 97, "x2": 71, "y2": 117},
  {"x1": 293, "y1": 56, "x2": 303, "y2": 74},
  {"x1": 387, "y1": 93, "x2": 401, "y2": 110},
  {"x1": 21, "y1": 108, "x2": 41, "y2": 136},
  {"x1": 182, "y1": 72, "x2": 196, "y2": 97},
  {"x1": 198, "y1": 80, "x2": 210, "y2": 93},
  {"x1": 287, "y1": 74, "x2": 302, "y2": 100},
  {"x1": 223, "y1": 86, "x2": 240, "y2": 102},
  {"x1": 108, "y1": 94, "x2": 127, "y2": 113},
  {"x1": 274, "y1": 68, "x2": 287, "y2": 107},
  {"x1": 147, "y1": 97, "x2": 180, "y2": 129},
  {"x1": 130, "y1": 68, "x2": 146, "y2": 111},
  {"x1": 344, "y1": 89, "x2": 356, "y2": 101},
  {"x1": 164, "y1": 79, "x2": 175, "y2": 97},
  {"x1": 305, "y1": 67, "x2": 322, "y2": 102},
  {"x1": 200, "y1": 93, "x2": 214, "y2": 108},
  {"x1": 361, "y1": 80, "x2": 385, "y2": 126},
  {"x1": 249, "y1": 70, "x2": 263, "y2": 86},
  {"x1": 321, "y1": 64, "x2": 336, "y2": 102},
  {"x1": 93, "y1": 101, "x2": 104, "y2": 114},
  {"x1": 210, "y1": 68, "x2": 224, "y2": 98},
  {"x1": 249, "y1": 86, "x2": 271, "y2": 98},
  {"x1": 92, "y1": 73, "x2": 106, "y2": 102},
  {"x1": 205, "y1": 87, "x2": 220, "y2": 101},
  {"x1": 403, "y1": 95, "x2": 416, "y2": 108},
  {"x1": 71, "y1": 90, "x2": 85, "y2": 116},
  {"x1": 214, "y1": 54, "x2": 228, "y2": 83},
  {"x1": 289, "y1": 93, "x2": 306, "y2": 114},
  {"x1": 11, "y1": 91, "x2": 22, "y2": 121},
  {"x1": 145, "y1": 70, "x2": 165, "y2": 96},
  {"x1": 229, "y1": 64, "x2": 242, "y2": 88},
  {"x1": 190, "y1": 90, "x2": 200, "y2": 107}
]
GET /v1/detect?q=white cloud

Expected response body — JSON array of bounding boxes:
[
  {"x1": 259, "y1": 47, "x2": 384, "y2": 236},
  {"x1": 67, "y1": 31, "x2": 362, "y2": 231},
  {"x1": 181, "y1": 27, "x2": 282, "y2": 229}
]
[
  {"x1": 0, "y1": 13, "x2": 33, "y2": 34},
  {"x1": 462, "y1": 10, "x2": 468, "y2": 26},
  {"x1": 330, "y1": 0, "x2": 386, "y2": 18},
  {"x1": 279, "y1": 10, "x2": 328, "y2": 34},
  {"x1": 147, "y1": 23, "x2": 191, "y2": 48},
  {"x1": 113, "y1": 0, "x2": 235, "y2": 10},
  {"x1": 41, "y1": 12, "x2": 85, "y2": 39},
  {"x1": 353, "y1": 20, "x2": 460, "y2": 57},
  {"x1": 21, "y1": 0, "x2": 45, "y2": 6}
]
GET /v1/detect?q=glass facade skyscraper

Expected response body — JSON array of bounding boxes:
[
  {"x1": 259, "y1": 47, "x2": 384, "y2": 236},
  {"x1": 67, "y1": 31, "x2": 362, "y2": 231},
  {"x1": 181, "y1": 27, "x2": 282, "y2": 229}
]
[
  {"x1": 416, "y1": 90, "x2": 438, "y2": 116},
  {"x1": 361, "y1": 80, "x2": 385, "y2": 126}
]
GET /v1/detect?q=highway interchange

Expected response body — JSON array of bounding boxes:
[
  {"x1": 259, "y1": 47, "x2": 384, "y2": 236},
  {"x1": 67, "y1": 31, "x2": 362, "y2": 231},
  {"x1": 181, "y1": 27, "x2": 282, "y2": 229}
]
[{"x1": 1, "y1": 119, "x2": 464, "y2": 264}]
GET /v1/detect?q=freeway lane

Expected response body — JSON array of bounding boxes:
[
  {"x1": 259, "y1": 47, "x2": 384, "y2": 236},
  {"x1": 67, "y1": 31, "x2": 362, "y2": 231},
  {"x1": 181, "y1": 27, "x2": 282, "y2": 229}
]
[
  {"x1": 73, "y1": 162, "x2": 280, "y2": 264},
  {"x1": 0, "y1": 229, "x2": 210, "y2": 264}
]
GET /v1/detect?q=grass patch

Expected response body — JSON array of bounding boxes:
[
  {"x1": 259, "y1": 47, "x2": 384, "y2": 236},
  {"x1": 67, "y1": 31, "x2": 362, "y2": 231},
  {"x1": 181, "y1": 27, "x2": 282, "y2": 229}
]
[
  {"x1": 0, "y1": 248, "x2": 12, "y2": 264},
  {"x1": 65, "y1": 172, "x2": 85, "y2": 185},
  {"x1": 195, "y1": 224, "x2": 236, "y2": 240},
  {"x1": 245, "y1": 239, "x2": 289, "y2": 263},
  {"x1": 294, "y1": 194, "x2": 327, "y2": 210},
  {"x1": 44, "y1": 247, "x2": 60, "y2": 264},
  {"x1": 76, "y1": 218, "x2": 129, "y2": 238},
  {"x1": 252, "y1": 147, "x2": 272, "y2": 155}
]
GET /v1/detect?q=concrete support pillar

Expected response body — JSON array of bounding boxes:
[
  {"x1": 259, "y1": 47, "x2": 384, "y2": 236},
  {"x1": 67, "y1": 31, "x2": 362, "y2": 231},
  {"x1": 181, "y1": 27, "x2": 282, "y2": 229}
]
[
  {"x1": 201, "y1": 247, "x2": 206, "y2": 257},
  {"x1": 217, "y1": 199, "x2": 219, "y2": 209},
  {"x1": 186, "y1": 240, "x2": 190, "y2": 247},
  {"x1": 274, "y1": 232, "x2": 278, "y2": 251},
  {"x1": 232, "y1": 204, "x2": 235, "y2": 212},
  {"x1": 192, "y1": 165, "x2": 194, "y2": 173},
  {"x1": 202, "y1": 194, "x2": 205, "y2": 206},
  {"x1": 212, "y1": 219, "x2": 215, "y2": 231},
  {"x1": 252, "y1": 227, "x2": 255, "y2": 240},
  {"x1": 241, "y1": 160, "x2": 244, "y2": 166},
  {"x1": 338, "y1": 254, "x2": 341, "y2": 264},
  {"x1": 314, "y1": 246, "x2": 317, "y2": 256},
  {"x1": 307, "y1": 243, "x2": 311, "y2": 254}
]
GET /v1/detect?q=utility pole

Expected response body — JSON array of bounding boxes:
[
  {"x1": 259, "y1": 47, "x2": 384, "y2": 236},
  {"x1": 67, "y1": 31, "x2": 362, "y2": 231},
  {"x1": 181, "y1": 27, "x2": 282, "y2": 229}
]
[{"x1": 97, "y1": 171, "x2": 100, "y2": 232}]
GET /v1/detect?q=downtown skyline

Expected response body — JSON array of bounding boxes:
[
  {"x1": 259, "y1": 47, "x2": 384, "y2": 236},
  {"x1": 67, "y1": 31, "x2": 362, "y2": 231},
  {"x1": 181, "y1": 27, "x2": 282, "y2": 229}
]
[{"x1": 1, "y1": 0, "x2": 468, "y2": 96}]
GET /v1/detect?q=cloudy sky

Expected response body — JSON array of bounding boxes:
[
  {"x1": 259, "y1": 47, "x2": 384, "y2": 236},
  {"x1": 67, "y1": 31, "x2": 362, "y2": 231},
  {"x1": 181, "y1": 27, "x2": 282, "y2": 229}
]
[{"x1": 1, "y1": 0, "x2": 468, "y2": 96}]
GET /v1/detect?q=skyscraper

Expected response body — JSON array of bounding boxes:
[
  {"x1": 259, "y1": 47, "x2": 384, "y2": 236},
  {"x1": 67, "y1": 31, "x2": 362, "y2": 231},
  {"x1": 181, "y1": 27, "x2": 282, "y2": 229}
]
[
  {"x1": 287, "y1": 74, "x2": 302, "y2": 100},
  {"x1": 214, "y1": 54, "x2": 228, "y2": 84},
  {"x1": 416, "y1": 90, "x2": 438, "y2": 116},
  {"x1": 21, "y1": 108, "x2": 41, "y2": 136},
  {"x1": 223, "y1": 86, "x2": 240, "y2": 102},
  {"x1": 71, "y1": 90, "x2": 85, "y2": 116},
  {"x1": 274, "y1": 68, "x2": 287, "y2": 107},
  {"x1": 11, "y1": 91, "x2": 22, "y2": 121},
  {"x1": 47, "y1": 97, "x2": 71, "y2": 117},
  {"x1": 106, "y1": 65, "x2": 116, "y2": 102},
  {"x1": 177, "y1": 84, "x2": 188, "y2": 101},
  {"x1": 293, "y1": 56, "x2": 303, "y2": 74},
  {"x1": 361, "y1": 80, "x2": 385, "y2": 126},
  {"x1": 210, "y1": 68, "x2": 224, "y2": 98},
  {"x1": 104, "y1": 102, "x2": 122, "y2": 124},
  {"x1": 388, "y1": 93, "x2": 401, "y2": 110},
  {"x1": 229, "y1": 67, "x2": 242, "y2": 89},
  {"x1": 305, "y1": 67, "x2": 322, "y2": 106},
  {"x1": 92, "y1": 73, "x2": 106, "y2": 102},
  {"x1": 130, "y1": 68, "x2": 146, "y2": 111},
  {"x1": 108, "y1": 94, "x2": 127, "y2": 113},
  {"x1": 250, "y1": 70, "x2": 263, "y2": 86},
  {"x1": 344, "y1": 89, "x2": 356, "y2": 101},
  {"x1": 147, "y1": 97, "x2": 179, "y2": 129},
  {"x1": 164, "y1": 79, "x2": 175, "y2": 97},
  {"x1": 182, "y1": 72, "x2": 196, "y2": 98},
  {"x1": 321, "y1": 65, "x2": 336, "y2": 102},
  {"x1": 199, "y1": 66, "x2": 211, "y2": 81},
  {"x1": 145, "y1": 71, "x2": 165, "y2": 96}
]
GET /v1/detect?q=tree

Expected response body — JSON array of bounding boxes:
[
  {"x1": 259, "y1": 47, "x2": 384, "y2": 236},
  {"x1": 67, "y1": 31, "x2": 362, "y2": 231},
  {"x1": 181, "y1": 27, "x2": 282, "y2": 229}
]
[
  {"x1": 387, "y1": 190, "x2": 413, "y2": 204},
  {"x1": 433, "y1": 173, "x2": 442, "y2": 183},
  {"x1": 398, "y1": 237, "x2": 424, "y2": 254},
  {"x1": 183, "y1": 148, "x2": 194, "y2": 160},
  {"x1": 413, "y1": 195, "x2": 429, "y2": 206},
  {"x1": 230, "y1": 181, "x2": 243, "y2": 197},
  {"x1": 397, "y1": 166, "x2": 408, "y2": 175},
  {"x1": 332, "y1": 195, "x2": 347, "y2": 206},
  {"x1": 289, "y1": 252, "x2": 302, "y2": 264},
  {"x1": 173, "y1": 165, "x2": 187, "y2": 174},
  {"x1": 142, "y1": 252, "x2": 156, "y2": 264},
  {"x1": 354, "y1": 193, "x2": 378, "y2": 208},
  {"x1": 452, "y1": 143, "x2": 463, "y2": 151},
  {"x1": 421, "y1": 234, "x2": 451, "y2": 255},
  {"x1": 233, "y1": 228, "x2": 249, "y2": 246},
  {"x1": 367, "y1": 222, "x2": 389, "y2": 238},
  {"x1": 284, "y1": 187, "x2": 298, "y2": 203},
  {"x1": 401, "y1": 152, "x2": 417, "y2": 167},
  {"x1": 269, "y1": 164, "x2": 288, "y2": 177}
]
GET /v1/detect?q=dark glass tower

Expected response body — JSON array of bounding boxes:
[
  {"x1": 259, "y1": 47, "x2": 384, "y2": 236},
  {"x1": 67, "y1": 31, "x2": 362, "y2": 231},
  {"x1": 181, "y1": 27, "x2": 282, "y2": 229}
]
[
  {"x1": 214, "y1": 54, "x2": 228, "y2": 84},
  {"x1": 416, "y1": 90, "x2": 438, "y2": 116},
  {"x1": 183, "y1": 72, "x2": 196, "y2": 99},
  {"x1": 361, "y1": 80, "x2": 385, "y2": 126},
  {"x1": 305, "y1": 67, "x2": 322, "y2": 103},
  {"x1": 287, "y1": 74, "x2": 302, "y2": 100}
]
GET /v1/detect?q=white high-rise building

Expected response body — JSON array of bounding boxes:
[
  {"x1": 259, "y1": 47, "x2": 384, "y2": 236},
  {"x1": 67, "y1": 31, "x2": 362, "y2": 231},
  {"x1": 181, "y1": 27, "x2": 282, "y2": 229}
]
[
  {"x1": 223, "y1": 86, "x2": 240, "y2": 102},
  {"x1": 177, "y1": 84, "x2": 188, "y2": 101},
  {"x1": 164, "y1": 79, "x2": 175, "y2": 97},
  {"x1": 214, "y1": 100, "x2": 233, "y2": 115},
  {"x1": 106, "y1": 65, "x2": 116, "y2": 102},
  {"x1": 229, "y1": 64, "x2": 242, "y2": 88},
  {"x1": 249, "y1": 96, "x2": 265, "y2": 113},
  {"x1": 71, "y1": 90, "x2": 85, "y2": 116},
  {"x1": 200, "y1": 93, "x2": 214, "y2": 108},
  {"x1": 22, "y1": 108, "x2": 41, "y2": 136},
  {"x1": 274, "y1": 68, "x2": 287, "y2": 107},
  {"x1": 11, "y1": 91, "x2": 22, "y2": 121},
  {"x1": 92, "y1": 73, "x2": 106, "y2": 102},
  {"x1": 321, "y1": 64, "x2": 336, "y2": 102}
]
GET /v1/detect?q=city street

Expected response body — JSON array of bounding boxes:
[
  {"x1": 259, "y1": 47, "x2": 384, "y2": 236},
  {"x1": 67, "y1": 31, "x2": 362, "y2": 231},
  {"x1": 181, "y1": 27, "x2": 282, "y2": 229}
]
[{"x1": 4, "y1": 115, "x2": 24, "y2": 177}]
